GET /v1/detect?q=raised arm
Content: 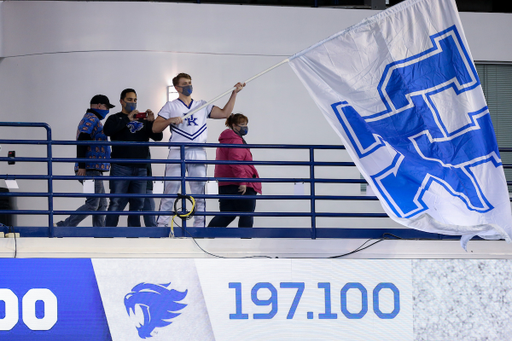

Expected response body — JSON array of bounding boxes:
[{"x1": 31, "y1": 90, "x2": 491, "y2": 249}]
[{"x1": 209, "y1": 82, "x2": 245, "y2": 119}]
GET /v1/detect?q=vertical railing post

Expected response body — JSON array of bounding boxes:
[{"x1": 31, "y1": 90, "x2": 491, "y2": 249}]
[
  {"x1": 180, "y1": 144, "x2": 187, "y2": 232},
  {"x1": 309, "y1": 147, "x2": 316, "y2": 239},
  {"x1": 46, "y1": 125, "x2": 54, "y2": 237}
]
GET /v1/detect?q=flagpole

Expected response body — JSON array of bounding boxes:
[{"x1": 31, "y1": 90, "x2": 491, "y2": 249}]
[{"x1": 182, "y1": 58, "x2": 290, "y2": 119}]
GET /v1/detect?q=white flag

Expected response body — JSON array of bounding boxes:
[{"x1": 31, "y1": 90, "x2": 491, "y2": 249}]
[{"x1": 289, "y1": 0, "x2": 512, "y2": 246}]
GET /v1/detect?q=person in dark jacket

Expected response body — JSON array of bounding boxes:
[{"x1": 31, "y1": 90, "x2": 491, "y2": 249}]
[
  {"x1": 103, "y1": 88, "x2": 164, "y2": 227},
  {"x1": 208, "y1": 113, "x2": 261, "y2": 227}
]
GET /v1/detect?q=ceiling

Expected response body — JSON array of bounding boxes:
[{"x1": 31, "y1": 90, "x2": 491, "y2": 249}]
[{"x1": 108, "y1": 0, "x2": 512, "y2": 13}]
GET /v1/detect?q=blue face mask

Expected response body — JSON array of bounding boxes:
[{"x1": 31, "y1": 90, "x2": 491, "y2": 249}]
[
  {"x1": 181, "y1": 85, "x2": 193, "y2": 97},
  {"x1": 238, "y1": 126, "x2": 248, "y2": 136},
  {"x1": 95, "y1": 109, "x2": 109, "y2": 119},
  {"x1": 125, "y1": 101, "x2": 137, "y2": 112}
]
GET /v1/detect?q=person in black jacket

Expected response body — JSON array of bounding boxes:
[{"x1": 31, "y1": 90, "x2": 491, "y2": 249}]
[{"x1": 103, "y1": 88, "x2": 165, "y2": 227}]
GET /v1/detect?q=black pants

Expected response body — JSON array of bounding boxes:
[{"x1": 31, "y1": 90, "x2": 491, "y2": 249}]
[{"x1": 208, "y1": 185, "x2": 257, "y2": 227}]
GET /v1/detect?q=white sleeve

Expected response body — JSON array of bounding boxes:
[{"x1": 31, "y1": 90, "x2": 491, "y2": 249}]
[
  {"x1": 157, "y1": 101, "x2": 181, "y2": 119},
  {"x1": 157, "y1": 102, "x2": 171, "y2": 119},
  {"x1": 206, "y1": 103, "x2": 215, "y2": 118}
]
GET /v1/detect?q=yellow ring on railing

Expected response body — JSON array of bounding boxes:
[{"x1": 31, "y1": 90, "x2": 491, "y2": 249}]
[{"x1": 170, "y1": 195, "x2": 196, "y2": 237}]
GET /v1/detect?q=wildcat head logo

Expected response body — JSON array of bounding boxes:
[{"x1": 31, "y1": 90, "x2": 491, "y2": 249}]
[
  {"x1": 126, "y1": 121, "x2": 144, "y2": 133},
  {"x1": 124, "y1": 282, "x2": 188, "y2": 339}
]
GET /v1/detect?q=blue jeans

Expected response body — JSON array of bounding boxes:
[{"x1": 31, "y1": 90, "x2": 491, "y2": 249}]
[
  {"x1": 56, "y1": 170, "x2": 107, "y2": 227},
  {"x1": 106, "y1": 164, "x2": 147, "y2": 227},
  {"x1": 143, "y1": 189, "x2": 157, "y2": 227},
  {"x1": 208, "y1": 185, "x2": 257, "y2": 227},
  {"x1": 131, "y1": 189, "x2": 157, "y2": 227}
]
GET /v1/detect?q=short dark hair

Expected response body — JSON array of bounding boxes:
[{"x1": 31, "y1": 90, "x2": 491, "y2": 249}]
[
  {"x1": 226, "y1": 113, "x2": 248, "y2": 128},
  {"x1": 120, "y1": 88, "x2": 136, "y2": 100},
  {"x1": 172, "y1": 73, "x2": 192, "y2": 87}
]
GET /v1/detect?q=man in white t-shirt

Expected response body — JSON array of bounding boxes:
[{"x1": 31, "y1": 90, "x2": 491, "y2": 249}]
[{"x1": 153, "y1": 73, "x2": 245, "y2": 227}]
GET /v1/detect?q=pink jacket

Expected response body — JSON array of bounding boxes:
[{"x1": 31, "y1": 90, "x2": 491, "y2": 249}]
[{"x1": 214, "y1": 129, "x2": 262, "y2": 194}]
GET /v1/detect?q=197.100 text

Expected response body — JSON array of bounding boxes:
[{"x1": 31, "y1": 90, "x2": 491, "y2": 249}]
[{"x1": 229, "y1": 282, "x2": 399, "y2": 320}]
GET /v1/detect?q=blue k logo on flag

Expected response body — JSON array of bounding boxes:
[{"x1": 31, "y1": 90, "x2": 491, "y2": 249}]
[
  {"x1": 289, "y1": 0, "x2": 512, "y2": 244},
  {"x1": 332, "y1": 26, "x2": 499, "y2": 218}
]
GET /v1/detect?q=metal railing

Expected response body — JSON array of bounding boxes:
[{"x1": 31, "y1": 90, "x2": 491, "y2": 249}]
[{"x1": 2, "y1": 121, "x2": 505, "y2": 240}]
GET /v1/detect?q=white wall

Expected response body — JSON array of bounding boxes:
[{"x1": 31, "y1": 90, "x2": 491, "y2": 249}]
[{"x1": 0, "y1": 1, "x2": 510, "y2": 230}]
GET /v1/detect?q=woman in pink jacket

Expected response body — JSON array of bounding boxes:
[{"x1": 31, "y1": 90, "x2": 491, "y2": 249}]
[{"x1": 208, "y1": 113, "x2": 261, "y2": 227}]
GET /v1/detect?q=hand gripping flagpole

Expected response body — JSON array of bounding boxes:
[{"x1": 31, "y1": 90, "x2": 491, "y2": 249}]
[{"x1": 182, "y1": 58, "x2": 290, "y2": 119}]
